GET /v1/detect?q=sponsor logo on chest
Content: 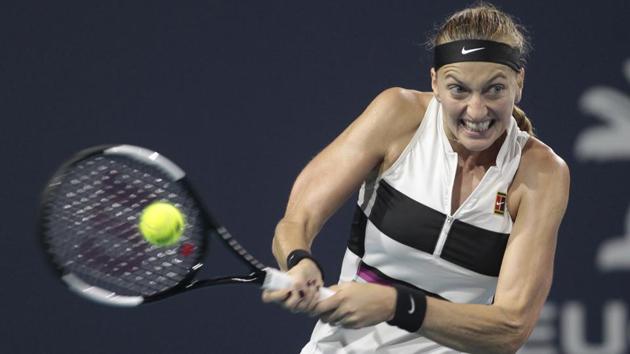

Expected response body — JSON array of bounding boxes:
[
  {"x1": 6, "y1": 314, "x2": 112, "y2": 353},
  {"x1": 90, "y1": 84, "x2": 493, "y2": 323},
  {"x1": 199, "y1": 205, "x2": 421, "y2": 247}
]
[{"x1": 494, "y1": 192, "x2": 507, "y2": 215}]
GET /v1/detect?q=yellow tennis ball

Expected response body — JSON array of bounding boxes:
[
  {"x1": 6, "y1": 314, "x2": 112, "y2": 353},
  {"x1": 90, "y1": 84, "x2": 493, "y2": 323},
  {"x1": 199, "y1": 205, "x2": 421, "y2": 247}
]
[{"x1": 138, "y1": 201, "x2": 185, "y2": 246}]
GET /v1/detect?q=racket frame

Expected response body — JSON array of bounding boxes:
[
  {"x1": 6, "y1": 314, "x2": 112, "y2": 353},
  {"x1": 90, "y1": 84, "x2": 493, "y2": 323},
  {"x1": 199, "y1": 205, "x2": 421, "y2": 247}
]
[{"x1": 39, "y1": 145, "x2": 265, "y2": 306}]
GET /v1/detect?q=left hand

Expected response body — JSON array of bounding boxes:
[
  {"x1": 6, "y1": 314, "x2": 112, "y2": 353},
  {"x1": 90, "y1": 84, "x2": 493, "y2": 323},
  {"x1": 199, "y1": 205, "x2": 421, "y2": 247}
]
[
  {"x1": 261, "y1": 258, "x2": 323, "y2": 314},
  {"x1": 311, "y1": 282, "x2": 397, "y2": 329}
]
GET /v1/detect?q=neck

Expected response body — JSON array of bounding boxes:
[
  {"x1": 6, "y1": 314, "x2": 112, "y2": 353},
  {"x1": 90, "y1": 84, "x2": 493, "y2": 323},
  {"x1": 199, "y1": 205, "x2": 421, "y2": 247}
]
[{"x1": 448, "y1": 132, "x2": 506, "y2": 170}]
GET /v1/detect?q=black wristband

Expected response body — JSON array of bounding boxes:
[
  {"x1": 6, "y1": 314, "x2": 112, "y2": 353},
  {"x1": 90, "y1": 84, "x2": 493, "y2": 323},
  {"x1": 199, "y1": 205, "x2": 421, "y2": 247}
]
[
  {"x1": 286, "y1": 249, "x2": 325, "y2": 281},
  {"x1": 386, "y1": 285, "x2": 427, "y2": 332}
]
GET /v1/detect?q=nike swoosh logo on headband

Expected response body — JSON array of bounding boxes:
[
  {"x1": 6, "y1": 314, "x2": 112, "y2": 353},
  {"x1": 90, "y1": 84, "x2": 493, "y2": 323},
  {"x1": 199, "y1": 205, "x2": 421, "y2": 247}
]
[{"x1": 461, "y1": 47, "x2": 485, "y2": 55}]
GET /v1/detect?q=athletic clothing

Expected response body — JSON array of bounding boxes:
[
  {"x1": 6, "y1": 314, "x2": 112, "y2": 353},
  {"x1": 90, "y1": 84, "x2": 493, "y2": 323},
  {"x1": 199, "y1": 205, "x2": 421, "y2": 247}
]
[{"x1": 301, "y1": 97, "x2": 530, "y2": 354}]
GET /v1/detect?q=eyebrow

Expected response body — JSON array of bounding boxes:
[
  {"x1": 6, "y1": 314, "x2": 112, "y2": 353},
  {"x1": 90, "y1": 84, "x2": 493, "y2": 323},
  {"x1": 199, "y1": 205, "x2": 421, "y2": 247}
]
[
  {"x1": 444, "y1": 73, "x2": 465, "y2": 85},
  {"x1": 444, "y1": 72, "x2": 508, "y2": 85},
  {"x1": 486, "y1": 72, "x2": 508, "y2": 83}
]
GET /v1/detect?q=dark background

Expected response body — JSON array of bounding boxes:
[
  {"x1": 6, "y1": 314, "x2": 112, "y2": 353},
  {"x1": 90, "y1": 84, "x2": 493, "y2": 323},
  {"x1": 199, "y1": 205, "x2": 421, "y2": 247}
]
[{"x1": 2, "y1": 1, "x2": 629, "y2": 353}]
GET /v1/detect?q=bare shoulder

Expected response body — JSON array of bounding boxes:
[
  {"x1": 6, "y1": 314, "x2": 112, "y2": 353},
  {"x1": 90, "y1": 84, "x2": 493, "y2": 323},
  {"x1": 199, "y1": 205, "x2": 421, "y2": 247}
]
[
  {"x1": 328, "y1": 87, "x2": 433, "y2": 156},
  {"x1": 376, "y1": 87, "x2": 433, "y2": 106},
  {"x1": 519, "y1": 137, "x2": 570, "y2": 183},
  {"x1": 510, "y1": 137, "x2": 570, "y2": 218},
  {"x1": 362, "y1": 88, "x2": 432, "y2": 171},
  {"x1": 371, "y1": 87, "x2": 432, "y2": 120}
]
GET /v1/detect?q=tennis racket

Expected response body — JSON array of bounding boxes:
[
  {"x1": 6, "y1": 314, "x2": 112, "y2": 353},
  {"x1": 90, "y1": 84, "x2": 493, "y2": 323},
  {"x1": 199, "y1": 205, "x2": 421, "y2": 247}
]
[{"x1": 39, "y1": 144, "x2": 333, "y2": 307}]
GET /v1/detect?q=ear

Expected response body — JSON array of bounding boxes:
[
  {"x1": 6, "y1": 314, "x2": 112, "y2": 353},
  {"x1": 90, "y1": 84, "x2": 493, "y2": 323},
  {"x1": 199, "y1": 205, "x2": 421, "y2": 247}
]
[
  {"x1": 515, "y1": 68, "x2": 525, "y2": 103},
  {"x1": 431, "y1": 68, "x2": 440, "y2": 100}
]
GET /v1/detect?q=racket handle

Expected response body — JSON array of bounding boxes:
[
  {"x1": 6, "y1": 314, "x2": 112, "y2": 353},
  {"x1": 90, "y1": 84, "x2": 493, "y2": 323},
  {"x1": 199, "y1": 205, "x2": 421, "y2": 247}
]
[{"x1": 262, "y1": 267, "x2": 334, "y2": 301}]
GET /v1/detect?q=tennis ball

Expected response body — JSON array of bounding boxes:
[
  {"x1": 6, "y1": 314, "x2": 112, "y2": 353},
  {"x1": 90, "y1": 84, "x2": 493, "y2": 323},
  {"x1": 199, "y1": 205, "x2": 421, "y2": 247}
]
[{"x1": 138, "y1": 201, "x2": 185, "y2": 246}]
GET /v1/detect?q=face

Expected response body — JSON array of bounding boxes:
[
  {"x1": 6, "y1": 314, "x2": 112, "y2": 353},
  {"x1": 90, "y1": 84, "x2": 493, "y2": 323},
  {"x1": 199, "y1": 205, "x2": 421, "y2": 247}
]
[{"x1": 431, "y1": 62, "x2": 524, "y2": 153}]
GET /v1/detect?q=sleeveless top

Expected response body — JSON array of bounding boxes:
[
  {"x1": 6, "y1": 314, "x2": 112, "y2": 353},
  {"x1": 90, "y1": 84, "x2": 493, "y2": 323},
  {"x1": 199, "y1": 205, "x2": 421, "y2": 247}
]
[{"x1": 301, "y1": 97, "x2": 530, "y2": 354}]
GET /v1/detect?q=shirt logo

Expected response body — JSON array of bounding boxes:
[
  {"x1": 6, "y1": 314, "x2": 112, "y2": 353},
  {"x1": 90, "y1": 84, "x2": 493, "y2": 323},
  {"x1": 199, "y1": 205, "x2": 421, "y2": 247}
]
[
  {"x1": 461, "y1": 46, "x2": 485, "y2": 55},
  {"x1": 494, "y1": 192, "x2": 507, "y2": 215}
]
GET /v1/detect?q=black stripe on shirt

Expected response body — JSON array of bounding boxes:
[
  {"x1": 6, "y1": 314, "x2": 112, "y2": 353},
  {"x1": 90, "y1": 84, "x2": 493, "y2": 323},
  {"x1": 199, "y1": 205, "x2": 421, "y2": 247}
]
[
  {"x1": 348, "y1": 205, "x2": 368, "y2": 257},
  {"x1": 441, "y1": 220, "x2": 509, "y2": 276},
  {"x1": 351, "y1": 180, "x2": 509, "y2": 277},
  {"x1": 369, "y1": 181, "x2": 445, "y2": 254}
]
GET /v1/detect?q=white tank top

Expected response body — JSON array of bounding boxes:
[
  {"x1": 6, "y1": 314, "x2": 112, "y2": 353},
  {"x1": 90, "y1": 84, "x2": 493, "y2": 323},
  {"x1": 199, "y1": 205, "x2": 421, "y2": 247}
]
[{"x1": 302, "y1": 97, "x2": 530, "y2": 354}]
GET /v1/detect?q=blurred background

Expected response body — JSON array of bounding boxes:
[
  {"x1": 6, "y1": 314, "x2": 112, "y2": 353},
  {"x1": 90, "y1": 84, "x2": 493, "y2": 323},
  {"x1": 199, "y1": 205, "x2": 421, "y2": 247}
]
[{"x1": 1, "y1": 1, "x2": 628, "y2": 353}]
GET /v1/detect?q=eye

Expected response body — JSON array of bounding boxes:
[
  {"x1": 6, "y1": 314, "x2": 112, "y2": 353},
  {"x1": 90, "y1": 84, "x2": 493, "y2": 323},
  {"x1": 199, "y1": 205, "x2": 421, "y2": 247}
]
[
  {"x1": 447, "y1": 84, "x2": 467, "y2": 96},
  {"x1": 488, "y1": 84, "x2": 506, "y2": 95}
]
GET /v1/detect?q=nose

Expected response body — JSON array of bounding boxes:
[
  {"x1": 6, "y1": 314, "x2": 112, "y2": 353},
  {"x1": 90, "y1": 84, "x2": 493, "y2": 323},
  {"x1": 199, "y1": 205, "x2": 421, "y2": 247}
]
[{"x1": 466, "y1": 94, "x2": 488, "y2": 120}]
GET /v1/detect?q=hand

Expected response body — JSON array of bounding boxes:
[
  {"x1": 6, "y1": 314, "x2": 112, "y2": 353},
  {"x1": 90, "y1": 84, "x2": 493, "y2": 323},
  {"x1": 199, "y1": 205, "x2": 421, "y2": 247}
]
[
  {"x1": 261, "y1": 258, "x2": 323, "y2": 314},
  {"x1": 311, "y1": 282, "x2": 397, "y2": 329}
]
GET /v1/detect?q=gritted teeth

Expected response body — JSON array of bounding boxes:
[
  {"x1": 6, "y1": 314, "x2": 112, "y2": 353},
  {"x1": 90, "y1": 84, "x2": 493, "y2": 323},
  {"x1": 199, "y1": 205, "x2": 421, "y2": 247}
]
[{"x1": 460, "y1": 119, "x2": 494, "y2": 132}]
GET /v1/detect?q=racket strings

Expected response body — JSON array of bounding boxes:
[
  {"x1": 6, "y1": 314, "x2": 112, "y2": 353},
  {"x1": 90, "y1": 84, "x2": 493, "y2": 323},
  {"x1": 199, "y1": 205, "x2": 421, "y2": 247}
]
[
  {"x1": 47, "y1": 197, "x2": 177, "y2": 294},
  {"x1": 43, "y1": 155, "x2": 205, "y2": 297},
  {"x1": 48, "y1": 233, "x2": 188, "y2": 295}
]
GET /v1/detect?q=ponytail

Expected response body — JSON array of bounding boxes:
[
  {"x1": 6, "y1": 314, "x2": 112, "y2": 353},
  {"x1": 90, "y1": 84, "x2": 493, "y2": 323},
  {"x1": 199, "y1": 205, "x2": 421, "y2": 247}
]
[{"x1": 513, "y1": 105, "x2": 534, "y2": 136}]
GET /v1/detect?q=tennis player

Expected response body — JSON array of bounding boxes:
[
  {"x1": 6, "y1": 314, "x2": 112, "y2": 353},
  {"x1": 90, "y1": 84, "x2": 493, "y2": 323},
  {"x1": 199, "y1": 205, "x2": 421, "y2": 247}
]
[{"x1": 263, "y1": 3, "x2": 570, "y2": 353}]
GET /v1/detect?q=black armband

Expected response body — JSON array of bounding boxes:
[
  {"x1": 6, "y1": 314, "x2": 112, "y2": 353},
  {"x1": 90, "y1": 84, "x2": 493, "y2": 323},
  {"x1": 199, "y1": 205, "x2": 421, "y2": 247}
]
[
  {"x1": 386, "y1": 285, "x2": 427, "y2": 332},
  {"x1": 286, "y1": 249, "x2": 324, "y2": 281}
]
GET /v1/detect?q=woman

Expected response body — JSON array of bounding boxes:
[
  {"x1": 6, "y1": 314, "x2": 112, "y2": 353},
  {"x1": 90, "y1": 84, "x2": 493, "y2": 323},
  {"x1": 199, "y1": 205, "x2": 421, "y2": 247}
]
[{"x1": 262, "y1": 3, "x2": 570, "y2": 354}]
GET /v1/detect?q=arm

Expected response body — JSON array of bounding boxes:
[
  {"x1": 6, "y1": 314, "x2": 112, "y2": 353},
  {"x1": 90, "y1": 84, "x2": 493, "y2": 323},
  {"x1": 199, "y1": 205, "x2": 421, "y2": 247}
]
[
  {"x1": 262, "y1": 88, "x2": 428, "y2": 309},
  {"x1": 417, "y1": 144, "x2": 570, "y2": 354}
]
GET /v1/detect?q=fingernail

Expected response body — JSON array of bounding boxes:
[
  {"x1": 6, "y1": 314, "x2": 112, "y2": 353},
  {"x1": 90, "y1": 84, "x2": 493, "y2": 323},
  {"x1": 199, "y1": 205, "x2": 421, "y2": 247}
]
[{"x1": 299, "y1": 290, "x2": 305, "y2": 298}]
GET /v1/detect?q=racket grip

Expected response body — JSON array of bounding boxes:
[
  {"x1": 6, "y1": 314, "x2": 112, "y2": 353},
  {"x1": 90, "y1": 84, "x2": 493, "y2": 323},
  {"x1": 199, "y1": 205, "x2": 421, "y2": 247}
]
[{"x1": 262, "y1": 267, "x2": 334, "y2": 301}]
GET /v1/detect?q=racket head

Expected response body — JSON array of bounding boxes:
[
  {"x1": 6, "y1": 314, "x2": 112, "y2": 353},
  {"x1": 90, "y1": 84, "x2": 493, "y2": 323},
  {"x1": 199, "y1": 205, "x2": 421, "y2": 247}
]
[{"x1": 39, "y1": 145, "x2": 214, "y2": 306}]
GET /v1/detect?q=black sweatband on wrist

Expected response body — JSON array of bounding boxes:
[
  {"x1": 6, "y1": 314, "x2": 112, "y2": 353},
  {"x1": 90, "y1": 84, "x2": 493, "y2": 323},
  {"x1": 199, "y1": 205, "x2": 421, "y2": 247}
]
[
  {"x1": 286, "y1": 249, "x2": 325, "y2": 281},
  {"x1": 434, "y1": 39, "x2": 522, "y2": 72},
  {"x1": 386, "y1": 285, "x2": 427, "y2": 332}
]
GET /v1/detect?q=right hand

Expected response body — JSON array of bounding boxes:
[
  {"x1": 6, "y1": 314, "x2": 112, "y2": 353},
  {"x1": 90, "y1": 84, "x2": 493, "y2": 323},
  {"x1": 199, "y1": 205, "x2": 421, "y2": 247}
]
[{"x1": 261, "y1": 258, "x2": 324, "y2": 314}]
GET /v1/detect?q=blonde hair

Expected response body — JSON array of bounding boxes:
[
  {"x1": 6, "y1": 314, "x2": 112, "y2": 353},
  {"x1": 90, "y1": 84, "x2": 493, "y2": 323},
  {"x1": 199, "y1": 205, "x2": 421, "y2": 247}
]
[{"x1": 430, "y1": 2, "x2": 535, "y2": 135}]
